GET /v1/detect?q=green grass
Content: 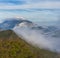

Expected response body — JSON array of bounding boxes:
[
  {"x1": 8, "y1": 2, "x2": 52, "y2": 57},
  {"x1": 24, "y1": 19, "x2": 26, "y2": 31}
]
[{"x1": 0, "y1": 30, "x2": 59, "y2": 58}]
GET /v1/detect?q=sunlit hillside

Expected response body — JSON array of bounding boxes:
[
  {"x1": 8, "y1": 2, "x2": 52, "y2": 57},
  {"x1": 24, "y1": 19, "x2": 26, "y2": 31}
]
[{"x1": 0, "y1": 30, "x2": 59, "y2": 58}]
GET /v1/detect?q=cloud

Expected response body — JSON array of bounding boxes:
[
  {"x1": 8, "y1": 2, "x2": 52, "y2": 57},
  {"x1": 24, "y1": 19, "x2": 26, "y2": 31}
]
[
  {"x1": 0, "y1": 8, "x2": 59, "y2": 23},
  {"x1": 0, "y1": 0, "x2": 60, "y2": 23},
  {"x1": 0, "y1": 0, "x2": 60, "y2": 9},
  {"x1": 0, "y1": 1, "x2": 60, "y2": 9},
  {"x1": 13, "y1": 25, "x2": 60, "y2": 53},
  {"x1": 31, "y1": 0, "x2": 60, "y2": 2}
]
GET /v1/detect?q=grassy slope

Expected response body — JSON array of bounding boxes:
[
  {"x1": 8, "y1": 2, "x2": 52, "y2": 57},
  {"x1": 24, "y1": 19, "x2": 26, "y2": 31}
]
[{"x1": 0, "y1": 30, "x2": 59, "y2": 58}]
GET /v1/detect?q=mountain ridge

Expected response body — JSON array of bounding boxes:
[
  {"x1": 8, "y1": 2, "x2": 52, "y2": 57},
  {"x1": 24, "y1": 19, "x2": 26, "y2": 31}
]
[{"x1": 0, "y1": 30, "x2": 59, "y2": 58}]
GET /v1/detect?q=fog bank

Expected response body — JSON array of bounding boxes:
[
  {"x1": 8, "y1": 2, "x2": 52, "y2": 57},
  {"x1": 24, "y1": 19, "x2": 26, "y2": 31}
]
[{"x1": 12, "y1": 25, "x2": 60, "y2": 53}]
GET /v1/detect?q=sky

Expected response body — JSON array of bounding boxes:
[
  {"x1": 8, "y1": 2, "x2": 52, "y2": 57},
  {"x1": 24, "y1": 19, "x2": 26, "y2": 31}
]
[
  {"x1": 0, "y1": 0, "x2": 60, "y2": 9},
  {"x1": 0, "y1": 0, "x2": 60, "y2": 23}
]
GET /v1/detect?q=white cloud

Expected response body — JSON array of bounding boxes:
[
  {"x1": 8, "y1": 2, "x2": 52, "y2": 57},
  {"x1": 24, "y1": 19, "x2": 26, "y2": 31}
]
[
  {"x1": 0, "y1": 1, "x2": 60, "y2": 9},
  {"x1": 13, "y1": 25, "x2": 60, "y2": 52}
]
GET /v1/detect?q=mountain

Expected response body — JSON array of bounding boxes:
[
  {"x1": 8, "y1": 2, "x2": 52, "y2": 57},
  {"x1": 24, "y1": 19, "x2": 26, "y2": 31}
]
[
  {"x1": 0, "y1": 18, "x2": 33, "y2": 30},
  {"x1": 42, "y1": 26, "x2": 60, "y2": 38},
  {"x1": 0, "y1": 30, "x2": 59, "y2": 58},
  {"x1": 0, "y1": 18, "x2": 60, "y2": 53},
  {"x1": 0, "y1": 18, "x2": 46, "y2": 31},
  {"x1": 43, "y1": 26, "x2": 58, "y2": 33}
]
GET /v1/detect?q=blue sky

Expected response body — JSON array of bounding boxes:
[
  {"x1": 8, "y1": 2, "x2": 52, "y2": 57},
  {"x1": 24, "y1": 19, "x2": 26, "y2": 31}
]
[{"x1": 0, "y1": 0, "x2": 60, "y2": 23}]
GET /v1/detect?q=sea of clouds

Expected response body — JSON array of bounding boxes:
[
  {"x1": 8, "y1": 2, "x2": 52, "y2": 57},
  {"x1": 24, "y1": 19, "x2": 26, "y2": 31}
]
[{"x1": 12, "y1": 23, "x2": 60, "y2": 53}]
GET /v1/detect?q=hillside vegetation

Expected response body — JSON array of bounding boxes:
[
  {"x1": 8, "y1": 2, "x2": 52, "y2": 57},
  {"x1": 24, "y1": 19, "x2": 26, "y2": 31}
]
[{"x1": 0, "y1": 30, "x2": 59, "y2": 58}]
